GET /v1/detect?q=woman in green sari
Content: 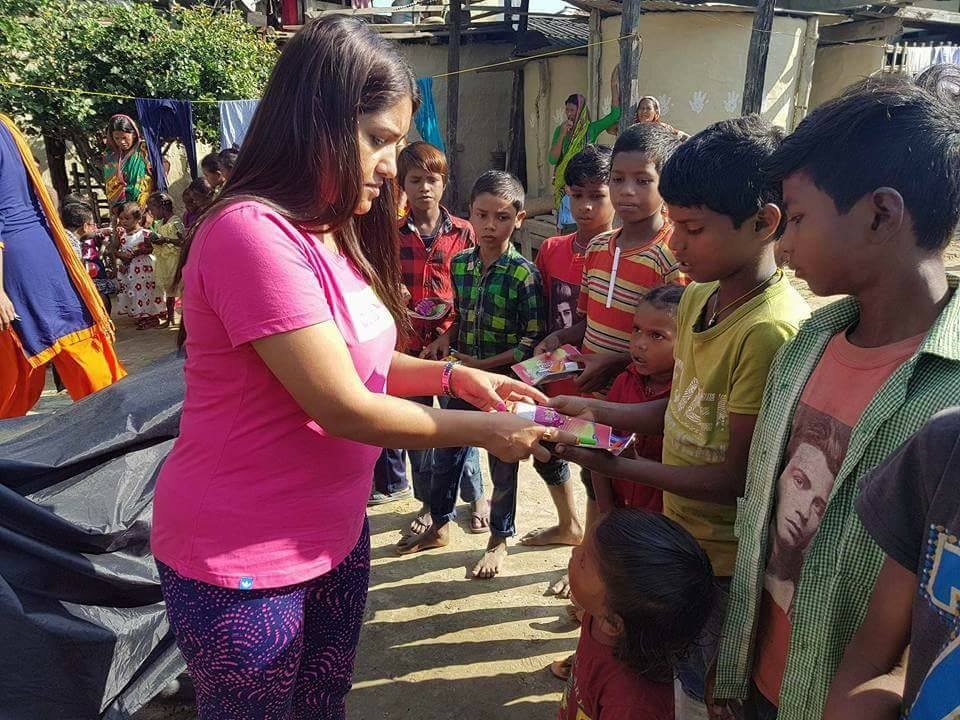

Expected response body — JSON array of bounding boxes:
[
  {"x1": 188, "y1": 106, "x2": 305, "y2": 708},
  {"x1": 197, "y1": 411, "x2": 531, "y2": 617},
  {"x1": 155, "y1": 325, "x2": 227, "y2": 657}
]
[
  {"x1": 547, "y1": 89, "x2": 620, "y2": 232},
  {"x1": 103, "y1": 114, "x2": 154, "y2": 213}
]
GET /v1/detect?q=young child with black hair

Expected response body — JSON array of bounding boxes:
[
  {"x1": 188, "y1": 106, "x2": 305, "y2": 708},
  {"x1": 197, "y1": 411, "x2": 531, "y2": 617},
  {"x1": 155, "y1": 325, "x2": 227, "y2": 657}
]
[
  {"x1": 402, "y1": 170, "x2": 546, "y2": 580},
  {"x1": 552, "y1": 116, "x2": 810, "y2": 715},
  {"x1": 218, "y1": 147, "x2": 239, "y2": 183},
  {"x1": 147, "y1": 191, "x2": 184, "y2": 327},
  {"x1": 62, "y1": 202, "x2": 116, "y2": 314},
  {"x1": 115, "y1": 201, "x2": 165, "y2": 329},
  {"x1": 182, "y1": 177, "x2": 215, "y2": 229},
  {"x1": 200, "y1": 152, "x2": 228, "y2": 192},
  {"x1": 711, "y1": 67, "x2": 960, "y2": 720},
  {"x1": 560, "y1": 508, "x2": 716, "y2": 720}
]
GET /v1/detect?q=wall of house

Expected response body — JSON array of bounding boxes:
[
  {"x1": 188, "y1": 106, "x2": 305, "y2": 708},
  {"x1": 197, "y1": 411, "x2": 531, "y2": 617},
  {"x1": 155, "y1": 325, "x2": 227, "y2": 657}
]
[
  {"x1": 598, "y1": 12, "x2": 808, "y2": 134},
  {"x1": 398, "y1": 39, "x2": 515, "y2": 211},
  {"x1": 808, "y1": 43, "x2": 885, "y2": 110},
  {"x1": 522, "y1": 54, "x2": 590, "y2": 202}
]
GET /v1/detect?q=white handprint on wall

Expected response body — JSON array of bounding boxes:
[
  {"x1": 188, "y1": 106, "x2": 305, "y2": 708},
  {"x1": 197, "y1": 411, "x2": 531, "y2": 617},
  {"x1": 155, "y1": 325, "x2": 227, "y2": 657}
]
[
  {"x1": 658, "y1": 95, "x2": 673, "y2": 116},
  {"x1": 552, "y1": 108, "x2": 565, "y2": 127},
  {"x1": 724, "y1": 91, "x2": 741, "y2": 115},
  {"x1": 689, "y1": 91, "x2": 708, "y2": 115}
]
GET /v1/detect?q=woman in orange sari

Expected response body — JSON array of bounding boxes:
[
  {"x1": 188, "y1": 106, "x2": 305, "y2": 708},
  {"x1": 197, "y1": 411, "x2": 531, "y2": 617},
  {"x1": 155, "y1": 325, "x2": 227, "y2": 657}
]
[{"x1": 0, "y1": 114, "x2": 125, "y2": 417}]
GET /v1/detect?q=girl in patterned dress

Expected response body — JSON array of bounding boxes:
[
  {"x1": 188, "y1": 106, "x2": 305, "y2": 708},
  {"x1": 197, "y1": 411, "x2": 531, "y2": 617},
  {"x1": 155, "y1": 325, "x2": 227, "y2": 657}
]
[{"x1": 115, "y1": 202, "x2": 165, "y2": 329}]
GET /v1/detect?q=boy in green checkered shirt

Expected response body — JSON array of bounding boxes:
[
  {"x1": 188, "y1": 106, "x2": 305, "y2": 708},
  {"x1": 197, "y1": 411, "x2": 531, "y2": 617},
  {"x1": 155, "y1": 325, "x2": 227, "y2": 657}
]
[
  {"x1": 710, "y1": 70, "x2": 960, "y2": 720},
  {"x1": 403, "y1": 170, "x2": 545, "y2": 579}
]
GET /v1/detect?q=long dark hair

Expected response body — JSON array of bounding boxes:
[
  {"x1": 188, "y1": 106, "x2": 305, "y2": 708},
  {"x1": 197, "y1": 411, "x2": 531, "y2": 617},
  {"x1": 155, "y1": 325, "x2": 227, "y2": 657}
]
[
  {"x1": 594, "y1": 509, "x2": 717, "y2": 681},
  {"x1": 177, "y1": 15, "x2": 420, "y2": 347}
]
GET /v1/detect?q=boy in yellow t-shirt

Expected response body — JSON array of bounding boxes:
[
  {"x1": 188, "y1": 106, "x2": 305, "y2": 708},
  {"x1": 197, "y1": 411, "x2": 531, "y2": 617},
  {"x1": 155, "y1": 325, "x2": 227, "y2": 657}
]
[{"x1": 550, "y1": 116, "x2": 810, "y2": 715}]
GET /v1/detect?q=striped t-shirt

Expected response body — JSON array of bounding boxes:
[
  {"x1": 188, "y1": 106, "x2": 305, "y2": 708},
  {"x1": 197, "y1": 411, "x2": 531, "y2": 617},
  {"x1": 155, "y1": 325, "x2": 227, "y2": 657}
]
[{"x1": 577, "y1": 224, "x2": 684, "y2": 355}]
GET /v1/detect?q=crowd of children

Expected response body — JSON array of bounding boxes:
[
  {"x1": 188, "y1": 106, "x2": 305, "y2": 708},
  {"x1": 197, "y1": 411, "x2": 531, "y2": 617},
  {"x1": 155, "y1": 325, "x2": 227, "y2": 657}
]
[
  {"x1": 372, "y1": 64, "x2": 960, "y2": 720},
  {"x1": 57, "y1": 147, "x2": 232, "y2": 331}
]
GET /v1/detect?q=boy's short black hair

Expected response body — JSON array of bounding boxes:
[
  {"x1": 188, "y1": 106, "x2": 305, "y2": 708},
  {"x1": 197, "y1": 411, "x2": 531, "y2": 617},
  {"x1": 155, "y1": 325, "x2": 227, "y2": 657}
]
[
  {"x1": 565, "y1": 144, "x2": 613, "y2": 187},
  {"x1": 640, "y1": 283, "x2": 685, "y2": 315},
  {"x1": 659, "y1": 115, "x2": 785, "y2": 229},
  {"x1": 218, "y1": 147, "x2": 239, "y2": 170},
  {"x1": 767, "y1": 69, "x2": 960, "y2": 251},
  {"x1": 470, "y1": 170, "x2": 525, "y2": 213},
  {"x1": 201, "y1": 152, "x2": 224, "y2": 173},
  {"x1": 611, "y1": 122, "x2": 684, "y2": 172},
  {"x1": 62, "y1": 203, "x2": 94, "y2": 231}
]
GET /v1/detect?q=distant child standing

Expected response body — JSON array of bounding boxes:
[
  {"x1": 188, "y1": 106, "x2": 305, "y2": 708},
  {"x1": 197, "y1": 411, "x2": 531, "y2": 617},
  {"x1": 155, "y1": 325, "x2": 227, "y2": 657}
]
[
  {"x1": 147, "y1": 191, "x2": 184, "y2": 327},
  {"x1": 62, "y1": 203, "x2": 116, "y2": 314},
  {"x1": 115, "y1": 201, "x2": 165, "y2": 329},
  {"x1": 217, "y1": 147, "x2": 239, "y2": 183},
  {"x1": 401, "y1": 171, "x2": 545, "y2": 579},
  {"x1": 182, "y1": 178, "x2": 215, "y2": 229},
  {"x1": 522, "y1": 144, "x2": 616, "y2": 549},
  {"x1": 593, "y1": 283, "x2": 683, "y2": 515},
  {"x1": 200, "y1": 152, "x2": 228, "y2": 193},
  {"x1": 560, "y1": 508, "x2": 716, "y2": 720}
]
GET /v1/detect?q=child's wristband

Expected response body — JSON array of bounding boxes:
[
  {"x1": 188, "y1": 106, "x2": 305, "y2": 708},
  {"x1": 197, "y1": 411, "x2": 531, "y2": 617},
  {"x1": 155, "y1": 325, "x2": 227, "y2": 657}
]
[{"x1": 441, "y1": 359, "x2": 459, "y2": 398}]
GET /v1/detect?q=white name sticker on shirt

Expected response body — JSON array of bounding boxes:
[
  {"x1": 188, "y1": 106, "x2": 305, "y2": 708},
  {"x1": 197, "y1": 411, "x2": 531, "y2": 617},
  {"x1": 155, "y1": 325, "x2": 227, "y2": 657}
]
[{"x1": 344, "y1": 285, "x2": 395, "y2": 344}]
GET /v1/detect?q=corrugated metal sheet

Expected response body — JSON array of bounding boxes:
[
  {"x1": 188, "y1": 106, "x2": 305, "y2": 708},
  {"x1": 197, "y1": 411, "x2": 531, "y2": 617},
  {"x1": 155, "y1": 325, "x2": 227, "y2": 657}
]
[{"x1": 524, "y1": 14, "x2": 591, "y2": 48}]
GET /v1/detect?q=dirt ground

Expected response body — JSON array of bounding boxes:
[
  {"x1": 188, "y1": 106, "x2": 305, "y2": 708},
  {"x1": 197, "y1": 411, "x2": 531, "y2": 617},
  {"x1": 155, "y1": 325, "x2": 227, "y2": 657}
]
[{"x1": 35, "y1": 243, "x2": 960, "y2": 720}]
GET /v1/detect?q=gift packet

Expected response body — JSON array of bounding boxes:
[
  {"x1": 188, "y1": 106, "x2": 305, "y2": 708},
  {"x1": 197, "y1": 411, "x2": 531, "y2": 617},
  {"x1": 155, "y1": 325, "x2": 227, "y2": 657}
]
[
  {"x1": 511, "y1": 345, "x2": 583, "y2": 386},
  {"x1": 407, "y1": 297, "x2": 450, "y2": 321},
  {"x1": 509, "y1": 402, "x2": 635, "y2": 456}
]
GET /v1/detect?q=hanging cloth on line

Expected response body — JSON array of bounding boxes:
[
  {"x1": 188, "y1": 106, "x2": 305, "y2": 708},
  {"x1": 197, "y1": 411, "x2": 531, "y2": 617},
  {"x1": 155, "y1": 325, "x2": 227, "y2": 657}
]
[
  {"x1": 218, "y1": 100, "x2": 259, "y2": 150},
  {"x1": 414, "y1": 77, "x2": 444, "y2": 151},
  {"x1": 134, "y1": 98, "x2": 198, "y2": 192}
]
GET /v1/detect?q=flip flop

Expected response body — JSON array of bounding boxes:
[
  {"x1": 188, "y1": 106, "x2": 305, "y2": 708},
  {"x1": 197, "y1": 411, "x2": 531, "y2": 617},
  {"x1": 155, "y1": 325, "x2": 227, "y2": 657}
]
[{"x1": 470, "y1": 499, "x2": 490, "y2": 534}]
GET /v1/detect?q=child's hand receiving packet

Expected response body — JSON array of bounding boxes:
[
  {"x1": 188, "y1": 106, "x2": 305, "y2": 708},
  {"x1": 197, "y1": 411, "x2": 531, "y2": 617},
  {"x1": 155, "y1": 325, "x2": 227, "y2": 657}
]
[
  {"x1": 511, "y1": 345, "x2": 583, "y2": 387},
  {"x1": 509, "y1": 402, "x2": 635, "y2": 456}
]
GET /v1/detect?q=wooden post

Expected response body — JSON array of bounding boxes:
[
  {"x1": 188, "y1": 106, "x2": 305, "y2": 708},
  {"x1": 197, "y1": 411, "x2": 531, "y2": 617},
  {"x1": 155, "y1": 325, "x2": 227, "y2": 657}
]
[
  {"x1": 507, "y1": 0, "x2": 530, "y2": 182},
  {"x1": 587, "y1": 9, "x2": 603, "y2": 118},
  {"x1": 790, "y1": 16, "x2": 819, "y2": 129},
  {"x1": 618, "y1": 0, "x2": 642, "y2": 134},
  {"x1": 741, "y1": 0, "x2": 775, "y2": 116},
  {"x1": 446, "y1": 0, "x2": 463, "y2": 212}
]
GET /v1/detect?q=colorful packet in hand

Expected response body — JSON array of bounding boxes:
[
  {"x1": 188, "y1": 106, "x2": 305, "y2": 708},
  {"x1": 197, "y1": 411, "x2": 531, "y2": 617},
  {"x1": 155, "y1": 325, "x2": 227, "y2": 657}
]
[
  {"x1": 511, "y1": 345, "x2": 583, "y2": 386},
  {"x1": 407, "y1": 297, "x2": 450, "y2": 321},
  {"x1": 510, "y1": 402, "x2": 635, "y2": 456}
]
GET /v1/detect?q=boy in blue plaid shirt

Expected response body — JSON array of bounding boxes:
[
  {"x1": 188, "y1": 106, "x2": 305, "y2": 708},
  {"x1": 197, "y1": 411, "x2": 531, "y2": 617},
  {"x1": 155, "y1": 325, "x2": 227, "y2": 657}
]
[{"x1": 399, "y1": 171, "x2": 546, "y2": 579}]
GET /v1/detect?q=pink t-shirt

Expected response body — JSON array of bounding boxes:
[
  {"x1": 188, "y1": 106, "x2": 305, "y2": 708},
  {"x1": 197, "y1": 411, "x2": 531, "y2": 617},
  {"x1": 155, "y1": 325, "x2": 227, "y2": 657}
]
[{"x1": 152, "y1": 201, "x2": 397, "y2": 590}]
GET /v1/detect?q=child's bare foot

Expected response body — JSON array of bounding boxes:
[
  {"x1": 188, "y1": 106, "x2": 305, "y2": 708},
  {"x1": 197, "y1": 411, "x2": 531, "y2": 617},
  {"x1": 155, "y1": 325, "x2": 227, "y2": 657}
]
[
  {"x1": 472, "y1": 536, "x2": 508, "y2": 579},
  {"x1": 469, "y1": 498, "x2": 490, "y2": 533},
  {"x1": 397, "y1": 523, "x2": 449, "y2": 555},
  {"x1": 565, "y1": 603, "x2": 584, "y2": 625},
  {"x1": 550, "y1": 654, "x2": 575, "y2": 681},
  {"x1": 408, "y1": 503, "x2": 432, "y2": 535},
  {"x1": 547, "y1": 573, "x2": 572, "y2": 599},
  {"x1": 519, "y1": 523, "x2": 583, "y2": 547}
]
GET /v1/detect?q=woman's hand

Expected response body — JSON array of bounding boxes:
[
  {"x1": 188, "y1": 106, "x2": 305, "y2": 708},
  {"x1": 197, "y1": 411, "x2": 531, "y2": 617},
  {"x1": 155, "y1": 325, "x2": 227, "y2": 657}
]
[
  {"x1": 548, "y1": 395, "x2": 597, "y2": 421},
  {"x1": 533, "y1": 331, "x2": 562, "y2": 358},
  {"x1": 483, "y1": 412, "x2": 578, "y2": 463},
  {"x1": 452, "y1": 365, "x2": 547, "y2": 411},
  {"x1": 0, "y1": 290, "x2": 17, "y2": 332}
]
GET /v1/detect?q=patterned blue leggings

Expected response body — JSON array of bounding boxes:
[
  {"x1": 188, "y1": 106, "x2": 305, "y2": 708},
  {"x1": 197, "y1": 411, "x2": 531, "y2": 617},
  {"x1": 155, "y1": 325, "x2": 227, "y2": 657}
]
[{"x1": 158, "y1": 520, "x2": 370, "y2": 720}]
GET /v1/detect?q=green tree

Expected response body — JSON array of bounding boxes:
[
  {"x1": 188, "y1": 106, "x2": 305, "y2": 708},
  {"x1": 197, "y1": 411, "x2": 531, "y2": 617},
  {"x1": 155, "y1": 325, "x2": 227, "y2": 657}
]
[{"x1": 0, "y1": 0, "x2": 277, "y2": 198}]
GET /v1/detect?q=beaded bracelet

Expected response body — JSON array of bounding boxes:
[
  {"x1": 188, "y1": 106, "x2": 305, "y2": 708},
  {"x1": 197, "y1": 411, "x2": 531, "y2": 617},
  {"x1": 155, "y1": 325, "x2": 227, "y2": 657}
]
[{"x1": 441, "y1": 359, "x2": 459, "y2": 398}]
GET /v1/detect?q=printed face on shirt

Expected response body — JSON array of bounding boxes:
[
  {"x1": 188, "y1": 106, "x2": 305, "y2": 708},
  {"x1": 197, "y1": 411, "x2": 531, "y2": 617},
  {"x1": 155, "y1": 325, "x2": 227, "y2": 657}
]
[
  {"x1": 111, "y1": 130, "x2": 135, "y2": 152},
  {"x1": 666, "y1": 203, "x2": 763, "y2": 284},
  {"x1": 780, "y1": 171, "x2": 868, "y2": 297},
  {"x1": 403, "y1": 168, "x2": 445, "y2": 216},
  {"x1": 567, "y1": 180, "x2": 615, "y2": 239},
  {"x1": 469, "y1": 193, "x2": 525, "y2": 253},
  {"x1": 355, "y1": 96, "x2": 413, "y2": 216},
  {"x1": 766, "y1": 403, "x2": 849, "y2": 613},
  {"x1": 609, "y1": 152, "x2": 663, "y2": 224},
  {"x1": 629, "y1": 302, "x2": 676, "y2": 378}
]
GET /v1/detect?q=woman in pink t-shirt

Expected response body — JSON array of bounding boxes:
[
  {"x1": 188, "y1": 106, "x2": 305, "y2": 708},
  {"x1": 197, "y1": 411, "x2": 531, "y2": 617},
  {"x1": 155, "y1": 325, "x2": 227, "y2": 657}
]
[{"x1": 151, "y1": 17, "x2": 570, "y2": 720}]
